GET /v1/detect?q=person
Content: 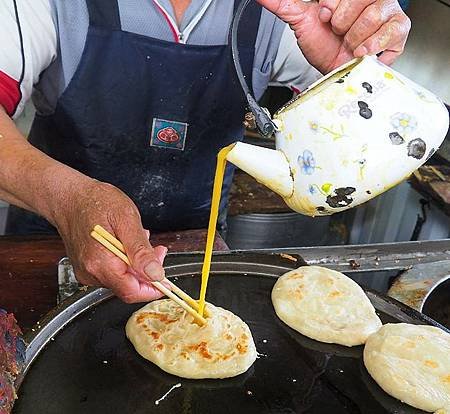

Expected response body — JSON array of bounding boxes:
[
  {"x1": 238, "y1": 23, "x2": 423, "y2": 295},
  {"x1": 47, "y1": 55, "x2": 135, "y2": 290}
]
[{"x1": 0, "y1": 0, "x2": 410, "y2": 303}]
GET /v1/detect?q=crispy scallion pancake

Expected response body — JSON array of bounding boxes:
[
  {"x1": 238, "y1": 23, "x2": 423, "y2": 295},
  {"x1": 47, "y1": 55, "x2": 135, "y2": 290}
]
[
  {"x1": 364, "y1": 323, "x2": 450, "y2": 413},
  {"x1": 271, "y1": 266, "x2": 382, "y2": 346},
  {"x1": 126, "y1": 299, "x2": 256, "y2": 379}
]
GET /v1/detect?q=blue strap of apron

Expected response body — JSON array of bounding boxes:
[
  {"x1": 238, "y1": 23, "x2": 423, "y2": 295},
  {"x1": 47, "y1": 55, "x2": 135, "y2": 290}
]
[{"x1": 86, "y1": 0, "x2": 121, "y2": 29}]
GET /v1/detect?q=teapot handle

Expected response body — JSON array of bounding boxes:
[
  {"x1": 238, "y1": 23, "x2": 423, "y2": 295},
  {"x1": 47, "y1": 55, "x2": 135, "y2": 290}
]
[{"x1": 230, "y1": 0, "x2": 277, "y2": 138}]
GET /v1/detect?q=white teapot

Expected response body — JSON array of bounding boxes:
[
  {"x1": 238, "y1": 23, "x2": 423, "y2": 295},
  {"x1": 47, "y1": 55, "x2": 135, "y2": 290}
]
[{"x1": 226, "y1": 55, "x2": 449, "y2": 216}]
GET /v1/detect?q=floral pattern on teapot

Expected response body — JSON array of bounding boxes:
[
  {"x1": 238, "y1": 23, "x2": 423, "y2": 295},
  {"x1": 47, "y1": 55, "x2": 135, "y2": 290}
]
[{"x1": 273, "y1": 56, "x2": 449, "y2": 216}]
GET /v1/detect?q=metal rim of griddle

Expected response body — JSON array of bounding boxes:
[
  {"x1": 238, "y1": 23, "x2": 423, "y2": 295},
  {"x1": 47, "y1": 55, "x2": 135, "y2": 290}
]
[{"x1": 16, "y1": 250, "x2": 449, "y2": 392}]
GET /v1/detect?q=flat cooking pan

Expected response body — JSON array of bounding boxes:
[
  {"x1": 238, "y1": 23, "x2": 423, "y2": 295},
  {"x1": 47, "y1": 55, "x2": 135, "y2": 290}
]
[{"x1": 13, "y1": 253, "x2": 449, "y2": 414}]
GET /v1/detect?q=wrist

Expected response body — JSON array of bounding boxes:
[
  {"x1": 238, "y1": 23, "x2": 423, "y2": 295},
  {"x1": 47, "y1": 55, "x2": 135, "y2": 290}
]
[{"x1": 42, "y1": 164, "x2": 95, "y2": 230}]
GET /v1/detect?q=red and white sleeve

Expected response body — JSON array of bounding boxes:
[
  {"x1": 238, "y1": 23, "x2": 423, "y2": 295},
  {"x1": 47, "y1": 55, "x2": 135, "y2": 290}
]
[{"x1": 0, "y1": 0, "x2": 57, "y2": 119}]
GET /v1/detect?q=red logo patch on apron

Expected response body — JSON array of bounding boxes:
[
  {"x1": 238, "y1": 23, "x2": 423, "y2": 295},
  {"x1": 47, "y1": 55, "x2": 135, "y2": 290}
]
[
  {"x1": 157, "y1": 127, "x2": 180, "y2": 143},
  {"x1": 150, "y1": 118, "x2": 187, "y2": 150}
]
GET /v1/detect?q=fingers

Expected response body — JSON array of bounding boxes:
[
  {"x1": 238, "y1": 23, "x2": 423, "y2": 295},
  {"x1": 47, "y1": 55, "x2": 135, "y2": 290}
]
[
  {"x1": 60, "y1": 181, "x2": 170, "y2": 304},
  {"x1": 142, "y1": 228, "x2": 168, "y2": 271},
  {"x1": 142, "y1": 229, "x2": 167, "y2": 263},
  {"x1": 113, "y1": 206, "x2": 166, "y2": 283},
  {"x1": 80, "y1": 248, "x2": 166, "y2": 303},
  {"x1": 319, "y1": 0, "x2": 372, "y2": 28},
  {"x1": 72, "y1": 266, "x2": 100, "y2": 287},
  {"x1": 343, "y1": 3, "x2": 400, "y2": 51},
  {"x1": 124, "y1": 235, "x2": 165, "y2": 282},
  {"x1": 319, "y1": 0, "x2": 410, "y2": 64},
  {"x1": 109, "y1": 271, "x2": 165, "y2": 303},
  {"x1": 330, "y1": 0, "x2": 377, "y2": 35},
  {"x1": 353, "y1": 16, "x2": 410, "y2": 62},
  {"x1": 255, "y1": 0, "x2": 313, "y2": 25},
  {"x1": 75, "y1": 251, "x2": 127, "y2": 288},
  {"x1": 377, "y1": 49, "x2": 402, "y2": 66},
  {"x1": 153, "y1": 245, "x2": 168, "y2": 265},
  {"x1": 318, "y1": 0, "x2": 339, "y2": 22},
  {"x1": 256, "y1": 0, "x2": 310, "y2": 15}
]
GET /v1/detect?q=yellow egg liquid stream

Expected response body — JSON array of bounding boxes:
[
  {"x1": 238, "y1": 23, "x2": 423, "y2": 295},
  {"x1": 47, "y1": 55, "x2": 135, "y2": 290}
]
[{"x1": 197, "y1": 144, "x2": 235, "y2": 317}]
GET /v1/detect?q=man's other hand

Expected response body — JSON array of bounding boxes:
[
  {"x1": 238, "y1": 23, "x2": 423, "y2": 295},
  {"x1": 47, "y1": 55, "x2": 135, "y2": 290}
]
[{"x1": 257, "y1": 0, "x2": 411, "y2": 73}]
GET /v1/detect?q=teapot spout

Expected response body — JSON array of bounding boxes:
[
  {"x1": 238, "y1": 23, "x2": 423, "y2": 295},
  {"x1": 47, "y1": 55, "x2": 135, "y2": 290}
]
[{"x1": 226, "y1": 142, "x2": 293, "y2": 198}]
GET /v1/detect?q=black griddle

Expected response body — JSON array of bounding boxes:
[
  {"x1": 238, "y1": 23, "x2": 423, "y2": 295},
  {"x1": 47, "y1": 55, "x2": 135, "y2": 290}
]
[{"x1": 13, "y1": 253, "x2": 449, "y2": 414}]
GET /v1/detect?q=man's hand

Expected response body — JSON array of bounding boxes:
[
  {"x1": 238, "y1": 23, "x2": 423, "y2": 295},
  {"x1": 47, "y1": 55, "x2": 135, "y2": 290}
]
[
  {"x1": 55, "y1": 180, "x2": 168, "y2": 303},
  {"x1": 0, "y1": 108, "x2": 167, "y2": 304},
  {"x1": 257, "y1": 0, "x2": 411, "y2": 73}
]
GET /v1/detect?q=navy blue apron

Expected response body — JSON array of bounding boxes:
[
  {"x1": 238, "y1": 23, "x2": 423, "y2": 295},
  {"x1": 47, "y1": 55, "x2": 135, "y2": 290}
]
[{"x1": 6, "y1": 0, "x2": 261, "y2": 234}]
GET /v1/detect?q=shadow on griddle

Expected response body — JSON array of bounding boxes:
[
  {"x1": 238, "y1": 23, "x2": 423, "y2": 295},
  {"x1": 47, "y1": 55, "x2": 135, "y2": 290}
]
[
  {"x1": 125, "y1": 339, "x2": 254, "y2": 389},
  {"x1": 151, "y1": 363, "x2": 254, "y2": 390},
  {"x1": 358, "y1": 359, "x2": 426, "y2": 414},
  {"x1": 275, "y1": 317, "x2": 363, "y2": 359}
]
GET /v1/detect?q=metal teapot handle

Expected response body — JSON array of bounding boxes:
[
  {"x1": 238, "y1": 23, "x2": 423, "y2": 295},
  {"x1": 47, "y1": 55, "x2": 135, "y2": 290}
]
[{"x1": 230, "y1": 0, "x2": 277, "y2": 138}]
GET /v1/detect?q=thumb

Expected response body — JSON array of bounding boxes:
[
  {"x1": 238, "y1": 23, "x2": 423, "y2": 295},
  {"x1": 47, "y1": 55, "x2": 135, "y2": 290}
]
[
  {"x1": 143, "y1": 228, "x2": 168, "y2": 265},
  {"x1": 153, "y1": 245, "x2": 168, "y2": 265},
  {"x1": 256, "y1": 0, "x2": 312, "y2": 24},
  {"x1": 115, "y1": 221, "x2": 166, "y2": 282}
]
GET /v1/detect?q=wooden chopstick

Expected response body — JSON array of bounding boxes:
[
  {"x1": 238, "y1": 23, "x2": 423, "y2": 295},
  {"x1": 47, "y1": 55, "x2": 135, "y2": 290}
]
[
  {"x1": 91, "y1": 230, "x2": 130, "y2": 264},
  {"x1": 90, "y1": 226, "x2": 206, "y2": 326},
  {"x1": 93, "y1": 225, "x2": 210, "y2": 317}
]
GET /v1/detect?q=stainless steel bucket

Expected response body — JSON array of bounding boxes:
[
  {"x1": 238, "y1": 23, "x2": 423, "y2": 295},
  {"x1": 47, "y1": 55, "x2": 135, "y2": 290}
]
[{"x1": 225, "y1": 212, "x2": 331, "y2": 249}]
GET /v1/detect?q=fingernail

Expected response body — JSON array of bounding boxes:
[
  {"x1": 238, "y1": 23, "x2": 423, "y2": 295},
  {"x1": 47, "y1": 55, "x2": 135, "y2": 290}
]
[{"x1": 145, "y1": 261, "x2": 165, "y2": 281}]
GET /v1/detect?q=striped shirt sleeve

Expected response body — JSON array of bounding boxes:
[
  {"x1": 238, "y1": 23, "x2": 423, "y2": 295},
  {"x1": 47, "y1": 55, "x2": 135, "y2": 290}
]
[{"x1": 0, "y1": 0, "x2": 57, "y2": 119}]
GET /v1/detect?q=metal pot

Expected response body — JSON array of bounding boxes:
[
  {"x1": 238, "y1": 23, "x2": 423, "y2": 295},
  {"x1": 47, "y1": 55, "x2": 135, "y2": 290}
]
[{"x1": 226, "y1": 212, "x2": 331, "y2": 249}]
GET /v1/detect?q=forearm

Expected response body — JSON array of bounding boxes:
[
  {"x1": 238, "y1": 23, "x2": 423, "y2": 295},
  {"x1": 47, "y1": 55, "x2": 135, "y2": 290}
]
[{"x1": 0, "y1": 107, "x2": 93, "y2": 227}]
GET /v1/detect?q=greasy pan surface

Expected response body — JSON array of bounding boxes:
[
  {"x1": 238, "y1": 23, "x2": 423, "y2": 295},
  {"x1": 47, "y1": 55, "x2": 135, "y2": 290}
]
[{"x1": 14, "y1": 254, "x2": 447, "y2": 413}]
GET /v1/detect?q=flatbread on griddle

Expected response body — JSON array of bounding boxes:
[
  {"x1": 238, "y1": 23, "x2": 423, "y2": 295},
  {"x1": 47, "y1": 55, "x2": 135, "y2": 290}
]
[
  {"x1": 126, "y1": 299, "x2": 256, "y2": 379},
  {"x1": 271, "y1": 266, "x2": 382, "y2": 346},
  {"x1": 364, "y1": 323, "x2": 450, "y2": 413}
]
